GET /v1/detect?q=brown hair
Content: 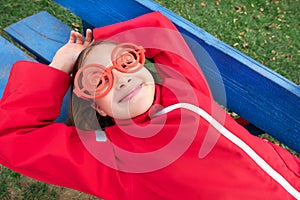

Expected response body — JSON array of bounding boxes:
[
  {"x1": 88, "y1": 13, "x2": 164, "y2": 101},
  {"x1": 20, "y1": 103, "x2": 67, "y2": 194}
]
[{"x1": 65, "y1": 41, "x2": 115, "y2": 130}]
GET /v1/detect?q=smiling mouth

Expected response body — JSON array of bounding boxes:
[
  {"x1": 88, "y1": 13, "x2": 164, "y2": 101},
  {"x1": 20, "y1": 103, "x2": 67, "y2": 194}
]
[{"x1": 118, "y1": 84, "x2": 143, "y2": 103}]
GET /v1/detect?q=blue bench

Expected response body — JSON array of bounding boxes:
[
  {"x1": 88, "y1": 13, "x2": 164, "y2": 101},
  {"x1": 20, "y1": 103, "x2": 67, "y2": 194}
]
[
  {"x1": 2, "y1": 11, "x2": 71, "y2": 122},
  {"x1": 1, "y1": 0, "x2": 299, "y2": 154},
  {"x1": 4, "y1": 11, "x2": 72, "y2": 64},
  {"x1": 0, "y1": 37, "x2": 35, "y2": 97}
]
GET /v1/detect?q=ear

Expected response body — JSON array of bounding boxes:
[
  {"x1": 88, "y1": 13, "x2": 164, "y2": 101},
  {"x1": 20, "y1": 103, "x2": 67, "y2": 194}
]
[{"x1": 91, "y1": 102, "x2": 108, "y2": 117}]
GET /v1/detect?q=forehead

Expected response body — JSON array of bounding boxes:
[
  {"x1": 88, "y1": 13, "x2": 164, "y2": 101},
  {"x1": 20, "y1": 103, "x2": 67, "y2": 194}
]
[{"x1": 83, "y1": 42, "x2": 117, "y2": 66}]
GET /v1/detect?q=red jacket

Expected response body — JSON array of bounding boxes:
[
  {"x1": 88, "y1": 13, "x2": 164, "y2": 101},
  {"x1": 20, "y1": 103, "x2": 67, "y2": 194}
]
[{"x1": 0, "y1": 12, "x2": 299, "y2": 200}]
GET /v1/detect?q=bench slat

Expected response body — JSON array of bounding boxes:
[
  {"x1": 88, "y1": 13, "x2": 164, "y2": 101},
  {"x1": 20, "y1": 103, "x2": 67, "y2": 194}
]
[
  {"x1": 0, "y1": 36, "x2": 35, "y2": 98},
  {"x1": 4, "y1": 11, "x2": 72, "y2": 123},
  {"x1": 5, "y1": 11, "x2": 72, "y2": 64},
  {"x1": 0, "y1": 35, "x2": 69, "y2": 123}
]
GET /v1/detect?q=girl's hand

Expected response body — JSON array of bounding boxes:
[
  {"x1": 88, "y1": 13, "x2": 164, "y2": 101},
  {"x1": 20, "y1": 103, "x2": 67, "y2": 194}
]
[{"x1": 49, "y1": 29, "x2": 93, "y2": 74}]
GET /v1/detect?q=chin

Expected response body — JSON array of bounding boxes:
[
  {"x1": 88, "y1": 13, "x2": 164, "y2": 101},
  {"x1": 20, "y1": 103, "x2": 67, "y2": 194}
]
[
  {"x1": 112, "y1": 100, "x2": 152, "y2": 120},
  {"x1": 131, "y1": 98, "x2": 154, "y2": 118}
]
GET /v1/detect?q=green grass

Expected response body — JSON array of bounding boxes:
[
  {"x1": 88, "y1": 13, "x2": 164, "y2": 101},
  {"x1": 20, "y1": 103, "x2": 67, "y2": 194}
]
[
  {"x1": 0, "y1": 166, "x2": 57, "y2": 199},
  {"x1": 0, "y1": 0, "x2": 82, "y2": 55},
  {"x1": 0, "y1": 165, "x2": 98, "y2": 199},
  {"x1": 0, "y1": 0, "x2": 299, "y2": 199},
  {"x1": 0, "y1": 0, "x2": 81, "y2": 30},
  {"x1": 155, "y1": 0, "x2": 300, "y2": 84}
]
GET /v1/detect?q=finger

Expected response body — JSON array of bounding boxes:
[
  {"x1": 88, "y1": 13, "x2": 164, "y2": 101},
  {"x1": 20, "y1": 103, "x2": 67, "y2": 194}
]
[
  {"x1": 85, "y1": 29, "x2": 93, "y2": 44},
  {"x1": 68, "y1": 30, "x2": 77, "y2": 43},
  {"x1": 75, "y1": 32, "x2": 85, "y2": 44}
]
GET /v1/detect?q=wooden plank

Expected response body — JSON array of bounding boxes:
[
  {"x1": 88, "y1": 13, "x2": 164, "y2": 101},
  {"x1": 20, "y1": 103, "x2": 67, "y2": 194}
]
[
  {"x1": 57, "y1": 88, "x2": 71, "y2": 123},
  {"x1": 4, "y1": 11, "x2": 72, "y2": 122},
  {"x1": 0, "y1": 36, "x2": 35, "y2": 98},
  {"x1": 53, "y1": 0, "x2": 300, "y2": 153},
  {"x1": 55, "y1": 0, "x2": 149, "y2": 28},
  {"x1": 0, "y1": 36, "x2": 69, "y2": 123},
  {"x1": 4, "y1": 11, "x2": 72, "y2": 64}
]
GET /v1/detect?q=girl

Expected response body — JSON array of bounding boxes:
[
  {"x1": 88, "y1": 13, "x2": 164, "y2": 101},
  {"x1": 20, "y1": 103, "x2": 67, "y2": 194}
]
[{"x1": 0, "y1": 12, "x2": 299, "y2": 200}]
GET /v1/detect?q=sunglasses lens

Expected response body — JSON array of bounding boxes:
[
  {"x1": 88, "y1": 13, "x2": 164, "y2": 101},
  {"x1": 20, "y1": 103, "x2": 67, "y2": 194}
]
[
  {"x1": 74, "y1": 64, "x2": 110, "y2": 99},
  {"x1": 112, "y1": 43, "x2": 145, "y2": 73}
]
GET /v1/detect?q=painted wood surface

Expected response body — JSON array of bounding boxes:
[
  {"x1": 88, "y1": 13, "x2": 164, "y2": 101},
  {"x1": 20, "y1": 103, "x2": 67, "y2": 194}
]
[
  {"x1": 5, "y1": 11, "x2": 72, "y2": 64},
  {"x1": 0, "y1": 17, "x2": 71, "y2": 122},
  {"x1": 3, "y1": 11, "x2": 71, "y2": 122},
  {"x1": 0, "y1": 36, "x2": 34, "y2": 98}
]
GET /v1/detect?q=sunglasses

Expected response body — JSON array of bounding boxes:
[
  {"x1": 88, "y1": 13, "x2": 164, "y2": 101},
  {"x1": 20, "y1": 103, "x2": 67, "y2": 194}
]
[{"x1": 74, "y1": 42, "x2": 145, "y2": 99}]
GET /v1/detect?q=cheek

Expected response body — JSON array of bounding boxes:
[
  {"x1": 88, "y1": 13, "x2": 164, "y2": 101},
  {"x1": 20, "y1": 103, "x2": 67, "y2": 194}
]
[
  {"x1": 95, "y1": 90, "x2": 127, "y2": 118},
  {"x1": 145, "y1": 84, "x2": 155, "y2": 104},
  {"x1": 130, "y1": 84, "x2": 155, "y2": 112},
  {"x1": 95, "y1": 93, "x2": 114, "y2": 113},
  {"x1": 137, "y1": 68, "x2": 155, "y2": 83}
]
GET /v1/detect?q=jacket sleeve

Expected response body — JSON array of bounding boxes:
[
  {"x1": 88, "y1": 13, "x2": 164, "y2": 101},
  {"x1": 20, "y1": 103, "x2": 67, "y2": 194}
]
[
  {"x1": 0, "y1": 61, "x2": 122, "y2": 199},
  {"x1": 93, "y1": 11, "x2": 212, "y2": 98}
]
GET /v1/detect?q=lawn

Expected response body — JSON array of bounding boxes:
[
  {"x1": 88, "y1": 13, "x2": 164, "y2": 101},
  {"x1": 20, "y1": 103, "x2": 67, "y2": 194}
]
[
  {"x1": 155, "y1": 0, "x2": 299, "y2": 83},
  {"x1": 0, "y1": 0, "x2": 299, "y2": 199}
]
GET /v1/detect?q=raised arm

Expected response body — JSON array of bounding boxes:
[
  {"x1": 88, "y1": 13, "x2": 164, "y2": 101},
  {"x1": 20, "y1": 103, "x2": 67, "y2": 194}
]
[
  {"x1": 0, "y1": 30, "x2": 123, "y2": 199},
  {"x1": 0, "y1": 29, "x2": 92, "y2": 134}
]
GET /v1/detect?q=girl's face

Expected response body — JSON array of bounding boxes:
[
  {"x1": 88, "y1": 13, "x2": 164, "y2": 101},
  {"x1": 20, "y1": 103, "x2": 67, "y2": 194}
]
[{"x1": 83, "y1": 43, "x2": 155, "y2": 120}]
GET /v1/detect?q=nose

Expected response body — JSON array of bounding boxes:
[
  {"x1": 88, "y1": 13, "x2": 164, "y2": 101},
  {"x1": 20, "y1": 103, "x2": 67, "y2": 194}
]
[
  {"x1": 118, "y1": 77, "x2": 132, "y2": 89},
  {"x1": 113, "y1": 70, "x2": 132, "y2": 89}
]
